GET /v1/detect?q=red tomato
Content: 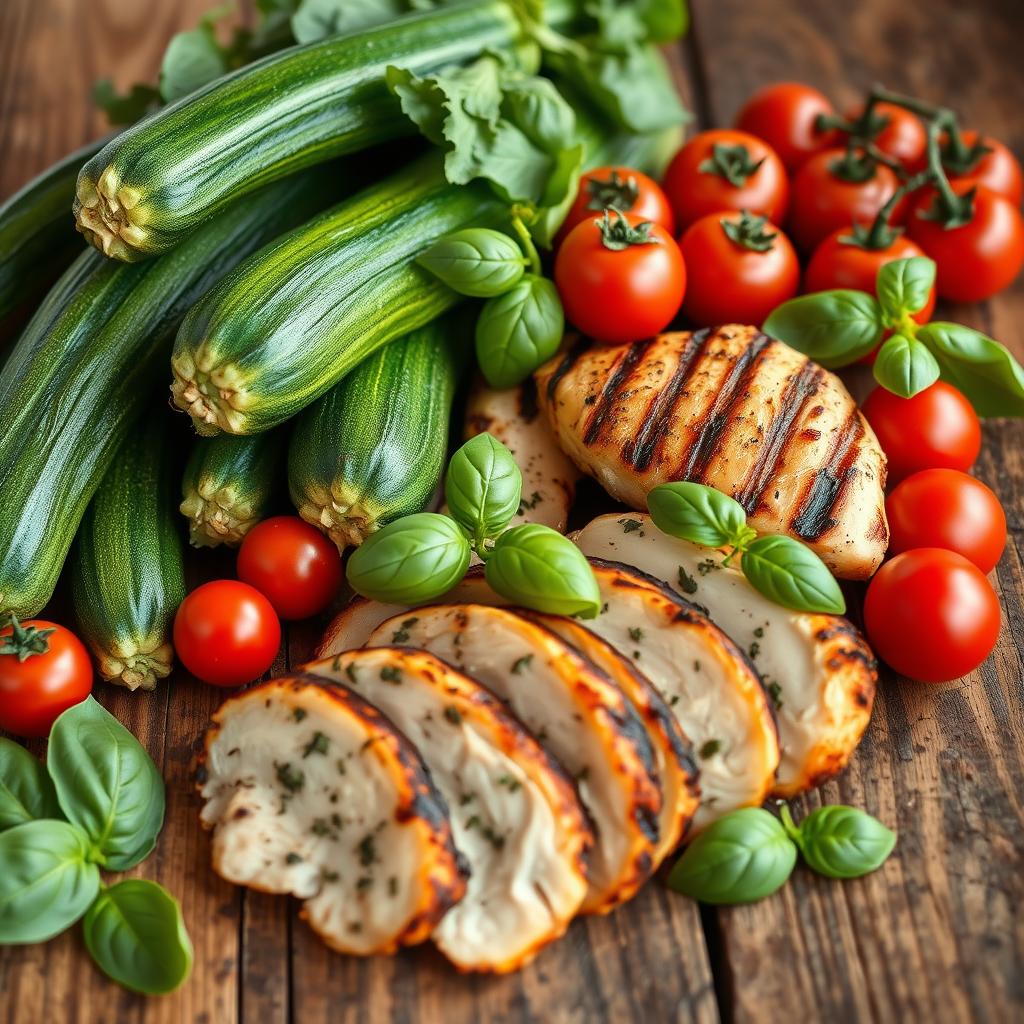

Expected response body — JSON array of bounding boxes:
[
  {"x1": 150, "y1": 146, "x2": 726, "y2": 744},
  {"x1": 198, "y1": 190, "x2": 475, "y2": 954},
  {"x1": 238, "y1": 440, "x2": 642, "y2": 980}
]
[
  {"x1": 861, "y1": 381, "x2": 981, "y2": 485},
  {"x1": 864, "y1": 548, "x2": 1000, "y2": 682},
  {"x1": 845, "y1": 102, "x2": 927, "y2": 170},
  {"x1": 734, "y1": 82, "x2": 837, "y2": 172},
  {"x1": 679, "y1": 211, "x2": 799, "y2": 327},
  {"x1": 558, "y1": 165, "x2": 675, "y2": 245},
  {"x1": 554, "y1": 212, "x2": 686, "y2": 345},
  {"x1": 804, "y1": 229, "x2": 936, "y2": 324},
  {"x1": 788, "y1": 148, "x2": 904, "y2": 253},
  {"x1": 886, "y1": 469, "x2": 1006, "y2": 573},
  {"x1": 907, "y1": 182, "x2": 1024, "y2": 303},
  {"x1": 662, "y1": 129, "x2": 789, "y2": 230},
  {"x1": 0, "y1": 619, "x2": 92, "y2": 737},
  {"x1": 237, "y1": 516, "x2": 343, "y2": 620},
  {"x1": 174, "y1": 580, "x2": 281, "y2": 687},
  {"x1": 943, "y1": 130, "x2": 1023, "y2": 207}
]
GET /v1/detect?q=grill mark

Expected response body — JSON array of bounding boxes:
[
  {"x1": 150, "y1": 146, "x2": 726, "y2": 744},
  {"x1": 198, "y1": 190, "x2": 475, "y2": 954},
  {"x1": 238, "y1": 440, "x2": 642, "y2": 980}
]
[
  {"x1": 623, "y1": 328, "x2": 712, "y2": 472},
  {"x1": 677, "y1": 332, "x2": 775, "y2": 483},
  {"x1": 582, "y1": 338, "x2": 657, "y2": 447},
  {"x1": 545, "y1": 336, "x2": 590, "y2": 402},
  {"x1": 518, "y1": 375, "x2": 539, "y2": 421},
  {"x1": 736, "y1": 361, "x2": 825, "y2": 512},
  {"x1": 791, "y1": 412, "x2": 865, "y2": 540}
]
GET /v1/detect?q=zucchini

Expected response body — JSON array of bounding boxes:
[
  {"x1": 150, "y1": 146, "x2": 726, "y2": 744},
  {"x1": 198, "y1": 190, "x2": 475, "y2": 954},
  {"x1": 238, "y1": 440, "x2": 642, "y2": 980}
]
[
  {"x1": 171, "y1": 154, "x2": 504, "y2": 436},
  {"x1": 74, "y1": 0, "x2": 563, "y2": 261},
  {"x1": 288, "y1": 315, "x2": 463, "y2": 551},
  {"x1": 0, "y1": 167, "x2": 340, "y2": 618},
  {"x1": 71, "y1": 416, "x2": 185, "y2": 691},
  {"x1": 181, "y1": 430, "x2": 286, "y2": 546},
  {"x1": 0, "y1": 138, "x2": 103, "y2": 320}
]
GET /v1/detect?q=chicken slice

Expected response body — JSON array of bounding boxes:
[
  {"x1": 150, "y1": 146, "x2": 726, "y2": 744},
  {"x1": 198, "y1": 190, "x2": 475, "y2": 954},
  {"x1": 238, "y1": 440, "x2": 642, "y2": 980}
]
[
  {"x1": 366, "y1": 605, "x2": 662, "y2": 915},
  {"x1": 197, "y1": 669, "x2": 465, "y2": 956},
  {"x1": 574, "y1": 513, "x2": 877, "y2": 795},
  {"x1": 534, "y1": 326, "x2": 888, "y2": 579},
  {"x1": 308, "y1": 646, "x2": 591, "y2": 973}
]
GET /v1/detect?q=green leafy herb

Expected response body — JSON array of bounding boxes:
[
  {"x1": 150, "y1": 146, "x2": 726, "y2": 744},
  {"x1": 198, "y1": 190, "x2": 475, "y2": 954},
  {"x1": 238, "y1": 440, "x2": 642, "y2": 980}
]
[
  {"x1": 418, "y1": 228, "x2": 527, "y2": 297},
  {"x1": 475, "y1": 274, "x2": 565, "y2": 389},
  {"x1": 276, "y1": 763, "x2": 305, "y2": 793},
  {"x1": 445, "y1": 434, "x2": 523, "y2": 544},
  {"x1": 620, "y1": 518, "x2": 643, "y2": 534},
  {"x1": 648, "y1": 481, "x2": 753, "y2": 548},
  {"x1": 302, "y1": 732, "x2": 330, "y2": 758},
  {"x1": 872, "y1": 333, "x2": 941, "y2": 398},
  {"x1": 346, "y1": 513, "x2": 472, "y2": 605},
  {"x1": 763, "y1": 290, "x2": 884, "y2": 368},
  {"x1": 82, "y1": 880, "x2": 193, "y2": 995},
  {"x1": 876, "y1": 256, "x2": 936, "y2": 320},
  {"x1": 783, "y1": 804, "x2": 896, "y2": 880},
  {"x1": 46, "y1": 697, "x2": 165, "y2": 871},
  {"x1": 0, "y1": 738, "x2": 61, "y2": 831},
  {"x1": 740, "y1": 535, "x2": 846, "y2": 615},
  {"x1": 380, "y1": 666, "x2": 402, "y2": 685},
  {"x1": 667, "y1": 807, "x2": 796, "y2": 904}
]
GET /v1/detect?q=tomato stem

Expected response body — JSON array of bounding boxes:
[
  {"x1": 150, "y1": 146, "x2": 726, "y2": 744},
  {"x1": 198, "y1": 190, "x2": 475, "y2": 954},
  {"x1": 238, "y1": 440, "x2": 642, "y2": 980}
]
[
  {"x1": 596, "y1": 209, "x2": 659, "y2": 251},
  {"x1": 720, "y1": 209, "x2": 777, "y2": 252},
  {"x1": 0, "y1": 615, "x2": 55, "y2": 663}
]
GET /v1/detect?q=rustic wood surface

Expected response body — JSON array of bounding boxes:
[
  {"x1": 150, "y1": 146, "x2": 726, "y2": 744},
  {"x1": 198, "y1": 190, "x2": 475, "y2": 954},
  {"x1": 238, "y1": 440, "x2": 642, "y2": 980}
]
[{"x1": 1, "y1": 1, "x2": 1022, "y2": 1021}]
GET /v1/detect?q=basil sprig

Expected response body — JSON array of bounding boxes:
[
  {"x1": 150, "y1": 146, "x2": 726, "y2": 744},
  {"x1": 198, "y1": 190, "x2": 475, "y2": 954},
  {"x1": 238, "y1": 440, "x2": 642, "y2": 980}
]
[
  {"x1": 782, "y1": 804, "x2": 897, "y2": 880},
  {"x1": 0, "y1": 699, "x2": 192, "y2": 995},
  {"x1": 347, "y1": 434, "x2": 600, "y2": 616},
  {"x1": 417, "y1": 228, "x2": 527, "y2": 298},
  {"x1": 764, "y1": 255, "x2": 1024, "y2": 413},
  {"x1": 647, "y1": 481, "x2": 845, "y2": 614}
]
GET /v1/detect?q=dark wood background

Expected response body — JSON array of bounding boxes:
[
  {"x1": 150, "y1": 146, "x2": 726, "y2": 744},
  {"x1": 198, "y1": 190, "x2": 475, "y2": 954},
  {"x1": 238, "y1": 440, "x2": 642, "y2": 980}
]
[{"x1": 1, "y1": 1, "x2": 1022, "y2": 1021}]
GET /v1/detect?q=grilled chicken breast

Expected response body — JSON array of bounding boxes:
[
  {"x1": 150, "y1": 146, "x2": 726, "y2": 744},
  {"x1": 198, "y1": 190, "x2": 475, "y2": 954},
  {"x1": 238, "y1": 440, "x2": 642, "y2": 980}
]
[
  {"x1": 366, "y1": 605, "x2": 662, "y2": 915},
  {"x1": 574, "y1": 513, "x2": 877, "y2": 795},
  {"x1": 535, "y1": 326, "x2": 888, "y2": 579},
  {"x1": 309, "y1": 646, "x2": 591, "y2": 973},
  {"x1": 197, "y1": 667, "x2": 464, "y2": 956}
]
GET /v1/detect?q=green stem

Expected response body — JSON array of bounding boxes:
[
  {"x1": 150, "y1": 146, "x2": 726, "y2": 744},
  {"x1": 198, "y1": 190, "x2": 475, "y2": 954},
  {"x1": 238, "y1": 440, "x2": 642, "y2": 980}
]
[
  {"x1": 778, "y1": 803, "x2": 802, "y2": 846},
  {"x1": 511, "y1": 214, "x2": 543, "y2": 276},
  {"x1": 856, "y1": 168, "x2": 933, "y2": 249},
  {"x1": 923, "y1": 119, "x2": 971, "y2": 225}
]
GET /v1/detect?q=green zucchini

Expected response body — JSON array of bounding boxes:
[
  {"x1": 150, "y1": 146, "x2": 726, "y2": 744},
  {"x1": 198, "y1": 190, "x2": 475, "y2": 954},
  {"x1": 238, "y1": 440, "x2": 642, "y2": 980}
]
[
  {"x1": 0, "y1": 138, "x2": 103, "y2": 320},
  {"x1": 171, "y1": 154, "x2": 504, "y2": 436},
  {"x1": 0, "y1": 167, "x2": 341, "y2": 618},
  {"x1": 181, "y1": 430, "x2": 286, "y2": 547},
  {"x1": 288, "y1": 315, "x2": 463, "y2": 551},
  {"x1": 74, "y1": 0, "x2": 566, "y2": 261},
  {"x1": 71, "y1": 417, "x2": 185, "y2": 691}
]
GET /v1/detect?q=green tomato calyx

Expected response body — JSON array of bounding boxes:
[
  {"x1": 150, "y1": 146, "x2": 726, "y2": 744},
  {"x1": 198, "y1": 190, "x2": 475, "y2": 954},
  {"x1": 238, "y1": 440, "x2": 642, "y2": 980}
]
[
  {"x1": 597, "y1": 209, "x2": 659, "y2": 252},
  {"x1": 585, "y1": 169, "x2": 641, "y2": 213},
  {"x1": 0, "y1": 615, "x2": 56, "y2": 662},
  {"x1": 699, "y1": 142, "x2": 765, "y2": 187}
]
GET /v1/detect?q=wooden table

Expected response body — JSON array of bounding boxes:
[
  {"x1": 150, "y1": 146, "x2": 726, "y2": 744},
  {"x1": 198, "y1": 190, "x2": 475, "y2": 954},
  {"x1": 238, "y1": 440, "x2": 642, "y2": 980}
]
[{"x1": 2, "y1": 1, "x2": 1023, "y2": 1021}]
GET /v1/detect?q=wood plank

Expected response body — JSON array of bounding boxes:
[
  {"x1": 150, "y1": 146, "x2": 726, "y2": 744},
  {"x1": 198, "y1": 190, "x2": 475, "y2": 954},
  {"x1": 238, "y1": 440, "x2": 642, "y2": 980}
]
[{"x1": 687, "y1": 1, "x2": 1024, "y2": 1020}]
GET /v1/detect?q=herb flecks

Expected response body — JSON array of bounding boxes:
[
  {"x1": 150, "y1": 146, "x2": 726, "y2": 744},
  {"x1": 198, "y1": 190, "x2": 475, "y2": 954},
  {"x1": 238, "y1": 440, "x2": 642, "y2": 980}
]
[
  {"x1": 620, "y1": 518, "x2": 643, "y2": 535},
  {"x1": 302, "y1": 731, "x2": 330, "y2": 758},
  {"x1": 629, "y1": 627, "x2": 645, "y2": 643},
  {"x1": 497, "y1": 774, "x2": 522, "y2": 792},
  {"x1": 444, "y1": 705, "x2": 463, "y2": 725},
  {"x1": 345, "y1": 663, "x2": 358, "y2": 685},
  {"x1": 698, "y1": 558, "x2": 722, "y2": 576},
  {"x1": 285, "y1": 852, "x2": 303, "y2": 865},
  {"x1": 357, "y1": 834, "x2": 378, "y2": 868},
  {"x1": 391, "y1": 617, "x2": 419, "y2": 643},
  {"x1": 678, "y1": 566, "x2": 698, "y2": 594},
  {"x1": 511, "y1": 654, "x2": 533, "y2": 675},
  {"x1": 276, "y1": 762, "x2": 304, "y2": 793},
  {"x1": 292, "y1": 708, "x2": 307, "y2": 723},
  {"x1": 700, "y1": 739, "x2": 722, "y2": 759},
  {"x1": 380, "y1": 666, "x2": 402, "y2": 684},
  {"x1": 766, "y1": 680, "x2": 784, "y2": 709}
]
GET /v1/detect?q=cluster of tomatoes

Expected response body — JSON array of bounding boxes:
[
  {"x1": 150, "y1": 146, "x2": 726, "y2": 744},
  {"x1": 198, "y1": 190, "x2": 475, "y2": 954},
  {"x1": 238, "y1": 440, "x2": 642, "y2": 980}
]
[
  {"x1": 0, "y1": 516, "x2": 343, "y2": 736},
  {"x1": 551, "y1": 81, "x2": 1023, "y2": 348}
]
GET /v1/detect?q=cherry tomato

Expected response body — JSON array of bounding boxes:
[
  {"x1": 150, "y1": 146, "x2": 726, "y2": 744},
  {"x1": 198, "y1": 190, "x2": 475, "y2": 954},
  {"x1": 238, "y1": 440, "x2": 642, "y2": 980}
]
[
  {"x1": 554, "y1": 212, "x2": 686, "y2": 345},
  {"x1": 907, "y1": 182, "x2": 1024, "y2": 303},
  {"x1": 861, "y1": 381, "x2": 981, "y2": 485},
  {"x1": 804, "y1": 229, "x2": 936, "y2": 324},
  {"x1": 734, "y1": 82, "x2": 837, "y2": 172},
  {"x1": 943, "y1": 130, "x2": 1023, "y2": 207},
  {"x1": 886, "y1": 469, "x2": 1006, "y2": 573},
  {"x1": 845, "y1": 101, "x2": 927, "y2": 170},
  {"x1": 558, "y1": 166, "x2": 675, "y2": 245},
  {"x1": 0, "y1": 619, "x2": 92, "y2": 737},
  {"x1": 679, "y1": 211, "x2": 799, "y2": 327},
  {"x1": 864, "y1": 548, "x2": 1000, "y2": 682},
  {"x1": 662, "y1": 129, "x2": 789, "y2": 231},
  {"x1": 788, "y1": 148, "x2": 904, "y2": 253},
  {"x1": 174, "y1": 580, "x2": 281, "y2": 687}
]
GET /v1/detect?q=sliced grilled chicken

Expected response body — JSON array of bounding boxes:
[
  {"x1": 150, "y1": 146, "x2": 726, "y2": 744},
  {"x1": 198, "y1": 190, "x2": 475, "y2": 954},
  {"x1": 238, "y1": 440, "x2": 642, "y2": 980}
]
[
  {"x1": 197, "y1": 667, "x2": 464, "y2": 956},
  {"x1": 535, "y1": 326, "x2": 888, "y2": 579},
  {"x1": 464, "y1": 378, "x2": 580, "y2": 533},
  {"x1": 574, "y1": 513, "x2": 877, "y2": 795},
  {"x1": 524, "y1": 611, "x2": 699, "y2": 861},
  {"x1": 366, "y1": 605, "x2": 662, "y2": 915},
  {"x1": 308, "y1": 646, "x2": 591, "y2": 973}
]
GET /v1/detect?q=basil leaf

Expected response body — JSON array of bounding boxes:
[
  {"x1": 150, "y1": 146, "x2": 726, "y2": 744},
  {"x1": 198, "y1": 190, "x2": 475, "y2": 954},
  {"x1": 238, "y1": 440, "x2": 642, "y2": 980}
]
[
  {"x1": 634, "y1": 0, "x2": 689, "y2": 41},
  {"x1": 647, "y1": 482, "x2": 750, "y2": 548},
  {"x1": 47, "y1": 697, "x2": 165, "y2": 871},
  {"x1": 875, "y1": 257, "x2": 936, "y2": 320},
  {"x1": 917, "y1": 322, "x2": 1024, "y2": 417},
  {"x1": 0, "y1": 739, "x2": 61, "y2": 832},
  {"x1": 872, "y1": 333, "x2": 940, "y2": 398},
  {"x1": 445, "y1": 433, "x2": 523, "y2": 542},
  {"x1": 418, "y1": 229, "x2": 526, "y2": 298},
  {"x1": 763, "y1": 290, "x2": 884, "y2": 368},
  {"x1": 796, "y1": 805, "x2": 896, "y2": 879},
  {"x1": 292, "y1": 0, "x2": 407, "y2": 44},
  {"x1": 476, "y1": 274, "x2": 564, "y2": 389},
  {"x1": 347, "y1": 513, "x2": 471, "y2": 605},
  {"x1": 740, "y1": 535, "x2": 846, "y2": 614},
  {"x1": 667, "y1": 807, "x2": 796, "y2": 904},
  {"x1": 0, "y1": 820, "x2": 101, "y2": 943},
  {"x1": 485, "y1": 524, "x2": 602, "y2": 618},
  {"x1": 159, "y1": 26, "x2": 228, "y2": 103},
  {"x1": 83, "y1": 880, "x2": 194, "y2": 995}
]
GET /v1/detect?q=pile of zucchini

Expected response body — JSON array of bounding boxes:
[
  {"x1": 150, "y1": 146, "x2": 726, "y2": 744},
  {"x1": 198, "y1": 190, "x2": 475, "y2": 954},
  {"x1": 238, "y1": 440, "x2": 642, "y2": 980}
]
[{"x1": 0, "y1": 0, "x2": 686, "y2": 689}]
